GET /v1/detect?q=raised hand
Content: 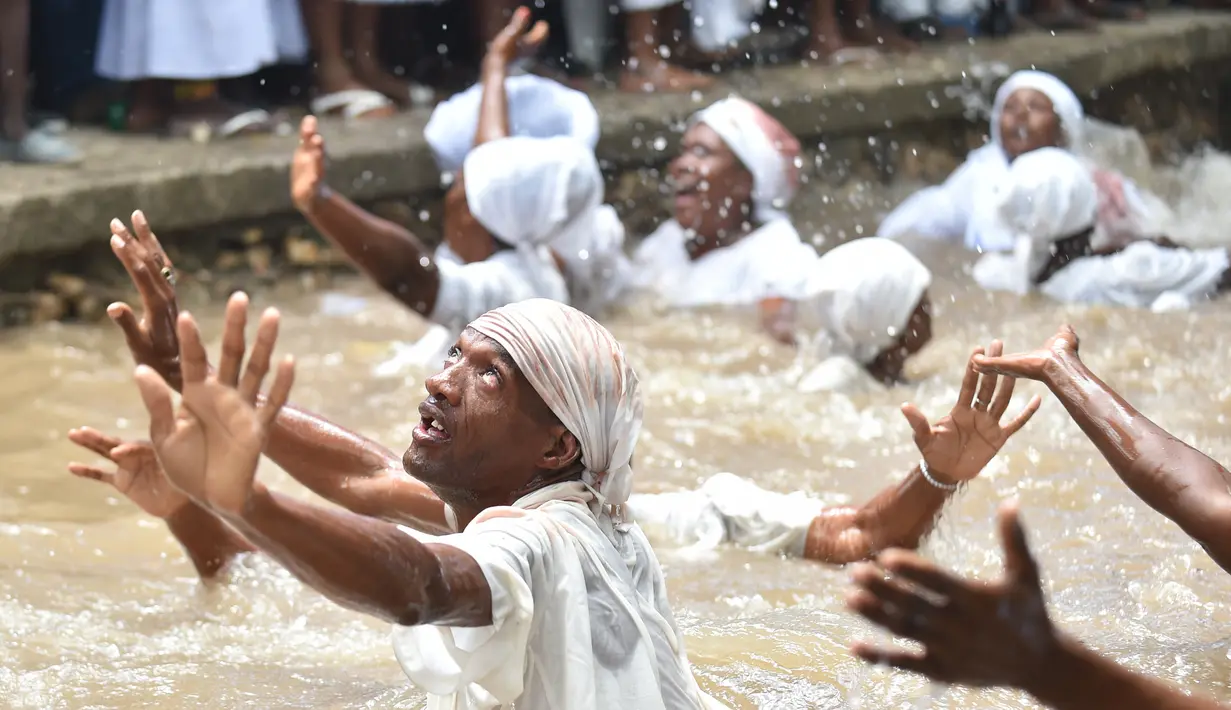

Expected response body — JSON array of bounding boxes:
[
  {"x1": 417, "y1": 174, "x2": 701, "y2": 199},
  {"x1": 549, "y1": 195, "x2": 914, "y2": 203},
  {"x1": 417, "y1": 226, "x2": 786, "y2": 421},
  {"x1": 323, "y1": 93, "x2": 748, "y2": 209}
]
[
  {"x1": 486, "y1": 6, "x2": 549, "y2": 67},
  {"x1": 67, "y1": 427, "x2": 189, "y2": 519},
  {"x1": 291, "y1": 116, "x2": 327, "y2": 215},
  {"x1": 108, "y1": 211, "x2": 182, "y2": 389},
  {"x1": 901, "y1": 340, "x2": 1042, "y2": 483},
  {"x1": 846, "y1": 500, "x2": 1057, "y2": 688},
  {"x1": 134, "y1": 292, "x2": 295, "y2": 518},
  {"x1": 973, "y1": 326, "x2": 1080, "y2": 383}
]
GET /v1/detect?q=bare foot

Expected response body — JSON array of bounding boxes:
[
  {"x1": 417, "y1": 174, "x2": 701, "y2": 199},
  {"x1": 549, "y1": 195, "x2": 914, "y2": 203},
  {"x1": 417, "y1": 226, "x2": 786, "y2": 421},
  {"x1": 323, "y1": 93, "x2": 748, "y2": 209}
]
[
  {"x1": 619, "y1": 59, "x2": 715, "y2": 94},
  {"x1": 804, "y1": 27, "x2": 849, "y2": 62},
  {"x1": 846, "y1": 17, "x2": 920, "y2": 53}
]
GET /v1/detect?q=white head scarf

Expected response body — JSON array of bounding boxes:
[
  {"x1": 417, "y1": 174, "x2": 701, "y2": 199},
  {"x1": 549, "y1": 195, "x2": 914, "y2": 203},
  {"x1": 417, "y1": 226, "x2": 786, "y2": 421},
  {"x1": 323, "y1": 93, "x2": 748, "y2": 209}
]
[
  {"x1": 691, "y1": 97, "x2": 802, "y2": 223},
  {"x1": 792, "y1": 238, "x2": 932, "y2": 364},
  {"x1": 470, "y1": 298, "x2": 642, "y2": 514},
  {"x1": 991, "y1": 70, "x2": 1085, "y2": 153},
  {"x1": 463, "y1": 136, "x2": 605, "y2": 249},
  {"x1": 425, "y1": 75, "x2": 600, "y2": 176},
  {"x1": 973, "y1": 147, "x2": 1099, "y2": 294}
]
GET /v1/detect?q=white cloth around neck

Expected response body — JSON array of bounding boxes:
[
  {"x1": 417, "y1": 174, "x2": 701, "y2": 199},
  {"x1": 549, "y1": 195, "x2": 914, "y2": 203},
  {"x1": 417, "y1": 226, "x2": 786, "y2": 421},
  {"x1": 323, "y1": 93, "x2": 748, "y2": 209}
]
[
  {"x1": 691, "y1": 97, "x2": 801, "y2": 223},
  {"x1": 790, "y1": 237, "x2": 932, "y2": 364},
  {"x1": 425, "y1": 75, "x2": 600, "y2": 175}
]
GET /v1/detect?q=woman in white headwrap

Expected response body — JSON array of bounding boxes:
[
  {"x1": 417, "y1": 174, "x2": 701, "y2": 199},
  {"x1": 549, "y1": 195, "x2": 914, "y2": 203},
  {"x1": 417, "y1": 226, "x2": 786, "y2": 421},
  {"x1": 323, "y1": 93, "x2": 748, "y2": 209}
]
[
  {"x1": 788, "y1": 237, "x2": 934, "y2": 392},
  {"x1": 128, "y1": 294, "x2": 726, "y2": 709},
  {"x1": 633, "y1": 96, "x2": 820, "y2": 341},
  {"x1": 972, "y1": 148, "x2": 1231, "y2": 311},
  {"x1": 878, "y1": 70, "x2": 1155, "y2": 253}
]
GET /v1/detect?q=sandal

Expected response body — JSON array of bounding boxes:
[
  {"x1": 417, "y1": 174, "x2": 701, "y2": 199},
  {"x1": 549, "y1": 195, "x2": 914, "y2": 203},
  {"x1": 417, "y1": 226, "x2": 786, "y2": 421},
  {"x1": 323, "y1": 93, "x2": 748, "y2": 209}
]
[
  {"x1": 311, "y1": 89, "x2": 397, "y2": 121},
  {"x1": 0, "y1": 126, "x2": 82, "y2": 165},
  {"x1": 167, "y1": 108, "x2": 276, "y2": 142}
]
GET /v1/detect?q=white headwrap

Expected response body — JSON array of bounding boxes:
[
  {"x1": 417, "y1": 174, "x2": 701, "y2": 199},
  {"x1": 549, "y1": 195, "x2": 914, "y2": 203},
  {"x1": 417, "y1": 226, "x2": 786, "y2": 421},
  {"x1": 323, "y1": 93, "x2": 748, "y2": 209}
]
[
  {"x1": 470, "y1": 298, "x2": 642, "y2": 513},
  {"x1": 972, "y1": 147, "x2": 1099, "y2": 294},
  {"x1": 463, "y1": 136, "x2": 604, "y2": 249},
  {"x1": 991, "y1": 70, "x2": 1085, "y2": 152},
  {"x1": 425, "y1": 75, "x2": 600, "y2": 175},
  {"x1": 792, "y1": 238, "x2": 932, "y2": 364},
  {"x1": 691, "y1": 97, "x2": 802, "y2": 223}
]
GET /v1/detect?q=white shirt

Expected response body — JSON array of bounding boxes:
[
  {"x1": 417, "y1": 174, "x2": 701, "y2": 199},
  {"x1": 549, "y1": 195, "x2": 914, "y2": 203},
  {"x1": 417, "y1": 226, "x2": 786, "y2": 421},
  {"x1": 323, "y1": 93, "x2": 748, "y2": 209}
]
[
  {"x1": 1038, "y1": 241, "x2": 1228, "y2": 310},
  {"x1": 374, "y1": 246, "x2": 568, "y2": 375},
  {"x1": 633, "y1": 218, "x2": 817, "y2": 307},
  {"x1": 393, "y1": 484, "x2": 723, "y2": 710}
]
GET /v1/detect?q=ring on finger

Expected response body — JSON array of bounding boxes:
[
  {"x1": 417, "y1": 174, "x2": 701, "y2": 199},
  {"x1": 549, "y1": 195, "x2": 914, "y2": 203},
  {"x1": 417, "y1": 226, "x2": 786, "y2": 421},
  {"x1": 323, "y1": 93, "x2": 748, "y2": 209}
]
[{"x1": 160, "y1": 266, "x2": 177, "y2": 286}]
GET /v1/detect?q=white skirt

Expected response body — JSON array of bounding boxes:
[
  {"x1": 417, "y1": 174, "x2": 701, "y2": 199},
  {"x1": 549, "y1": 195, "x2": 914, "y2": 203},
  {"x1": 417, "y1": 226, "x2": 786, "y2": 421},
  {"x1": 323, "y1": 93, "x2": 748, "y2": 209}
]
[
  {"x1": 95, "y1": 0, "x2": 307, "y2": 81},
  {"x1": 620, "y1": 0, "x2": 682, "y2": 11}
]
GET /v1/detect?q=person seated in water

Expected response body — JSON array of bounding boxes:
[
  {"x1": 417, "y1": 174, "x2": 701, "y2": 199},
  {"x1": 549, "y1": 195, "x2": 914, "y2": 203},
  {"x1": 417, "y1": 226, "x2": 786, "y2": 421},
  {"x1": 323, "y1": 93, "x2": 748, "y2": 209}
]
[
  {"x1": 291, "y1": 13, "x2": 624, "y2": 371},
  {"x1": 632, "y1": 97, "x2": 820, "y2": 342},
  {"x1": 844, "y1": 501, "x2": 1228, "y2": 710},
  {"x1": 878, "y1": 70, "x2": 1150, "y2": 254},
  {"x1": 975, "y1": 326, "x2": 1231, "y2": 574},
  {"x1": 112, "y1": 293, "x2": 727, "y2": 709},
  {"x1": 780, "y1": 237, "x2": 934, "y2": 390},
  {"x1": 628, "y1": 339, "x2": 1039, "y2": 560},
  {"x1": 423, "y1": 11, "x2": 629, "y2": 318},
  {"x1": 972, "y1": 148, "x2": 1231, "y2": 311}
]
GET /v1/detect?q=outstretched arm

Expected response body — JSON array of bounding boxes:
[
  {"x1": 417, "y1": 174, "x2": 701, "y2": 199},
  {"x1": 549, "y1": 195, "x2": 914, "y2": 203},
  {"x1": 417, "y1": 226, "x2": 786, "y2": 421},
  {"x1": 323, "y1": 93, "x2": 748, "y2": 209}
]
[
  {"x1": 289, "y1": 118, "x2": 442, "y2": 317},
  {"x1": 136, "y1": 294, "x2": 492, "y2": 626},
  {"x1": 473, "y1": 7, "x2": 548, "y2": 147},
  {"x1": 977, "y1": 327, "x2": 1231, "y2": 573},
  {"x1": 67, "y1": 429, "x2": 254, "y2": 579},
  {"x1": 106, "y1": 219, "x2": 449, "y2": 533},
  {"x1": 805, "y1": 341, "x2": 1040, "y2": 565},
  {"x1": 847, "y1": 501, "x2": 1227, "y2": 710}
]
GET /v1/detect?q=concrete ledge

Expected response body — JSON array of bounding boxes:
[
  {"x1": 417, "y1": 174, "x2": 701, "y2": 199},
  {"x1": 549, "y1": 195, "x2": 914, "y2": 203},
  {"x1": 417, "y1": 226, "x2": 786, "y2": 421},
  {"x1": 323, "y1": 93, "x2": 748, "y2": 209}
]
[{"x1": 2, "y1": 10, "x2": 1229, "y2": 261}]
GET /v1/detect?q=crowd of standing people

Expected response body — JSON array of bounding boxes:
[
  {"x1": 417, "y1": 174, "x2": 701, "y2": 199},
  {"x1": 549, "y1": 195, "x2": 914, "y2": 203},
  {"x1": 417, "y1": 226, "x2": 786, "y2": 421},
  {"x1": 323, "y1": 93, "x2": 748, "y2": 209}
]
[{"x1": 20, "y1": 0, "x2": 1231, "y2": 708}]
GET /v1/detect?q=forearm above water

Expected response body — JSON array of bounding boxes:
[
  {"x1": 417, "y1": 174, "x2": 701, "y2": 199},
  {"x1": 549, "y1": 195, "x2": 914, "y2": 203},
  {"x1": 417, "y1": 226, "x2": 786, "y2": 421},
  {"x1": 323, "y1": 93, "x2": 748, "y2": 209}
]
[
  {"x1": 1025, "y1": 634, "x2": 1227, "y2": 710},
  {"x1": 263, "y1": 403, "x2": 450, "y2": 534},
  {"x1": 1043, "y1": 354, "x2": 1231, "y2": 570},
  {"x1": 303, "y1": 189, "x2": 441, "y2": 315},
  {"x1": 804, "y1": 465, "x2": 953, "y2": 564},
  {"x1": 165, "y1": 502, "x2": 256, "y2": 579}
]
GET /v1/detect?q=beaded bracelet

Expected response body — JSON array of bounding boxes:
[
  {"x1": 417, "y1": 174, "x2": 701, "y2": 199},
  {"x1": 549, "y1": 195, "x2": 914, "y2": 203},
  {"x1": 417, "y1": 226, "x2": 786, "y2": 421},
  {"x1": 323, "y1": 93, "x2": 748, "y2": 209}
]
[{"x1": 920, "y1": 459, "x2": 959, "y2": 492}]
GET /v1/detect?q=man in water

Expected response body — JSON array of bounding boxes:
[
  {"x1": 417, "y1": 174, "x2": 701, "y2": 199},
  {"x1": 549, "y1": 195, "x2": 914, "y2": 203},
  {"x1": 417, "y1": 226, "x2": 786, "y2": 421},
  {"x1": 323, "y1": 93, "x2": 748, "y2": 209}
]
[{"x1": 80, "y1": 213, "x2": 1035, "y2": 579}]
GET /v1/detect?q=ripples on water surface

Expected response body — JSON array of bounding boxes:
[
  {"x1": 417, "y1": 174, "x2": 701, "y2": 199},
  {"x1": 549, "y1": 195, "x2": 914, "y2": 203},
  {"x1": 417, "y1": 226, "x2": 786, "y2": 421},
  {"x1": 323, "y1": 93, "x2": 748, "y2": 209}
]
[{"x1": 6, "y1": 134, "x2": 1231, "y2": 708}]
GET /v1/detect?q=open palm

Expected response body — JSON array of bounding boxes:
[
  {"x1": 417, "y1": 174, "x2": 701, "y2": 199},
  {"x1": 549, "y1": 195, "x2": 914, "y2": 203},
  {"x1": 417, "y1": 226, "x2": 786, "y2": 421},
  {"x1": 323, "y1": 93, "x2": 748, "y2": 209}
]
[
  {"x1": 135, "y1": 292, "x2": 294, "y2": 518},
  {"x1": 901, "y1": 341, "x2": 1042, "y2": 483},
  {"x1": 67, "y1": 428, "x2": 188, "y2": 519}
]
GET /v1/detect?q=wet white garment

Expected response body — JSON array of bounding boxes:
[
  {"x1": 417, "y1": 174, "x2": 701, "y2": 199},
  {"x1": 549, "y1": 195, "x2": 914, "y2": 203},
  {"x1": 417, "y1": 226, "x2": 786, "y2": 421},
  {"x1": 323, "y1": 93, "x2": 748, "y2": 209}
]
[
  {"x1": 374, "y1": 249, "x2": 567, "y2": 375},
  {"x1": 629, "y1": 473, "x2": 826, "y2": 557},
  {"x1": 392, "y1": 299, "x2": 721, "y2": 709},
  {"x1": 689, "y1": 0, "x2": 765, "y2": 52},
  {"x1": 464, "y1": 136, "x2": 628, "y2": 315},
  {"x1": 633, "y1": 218, "x2": 818, "y2": 307},
  {"x1": 878, "y1": 70, "x2": 1090, "y2": 252},
  {"x1": 881, "y1": 0, "x2": 984, "y2": 22},
  {"x1": 424, "y1": 76, "x2": 601, "y2": 175},
  {"x1": 96, "y1": 0, "x2": 306, "y2": 81},
  {"x1": 692, "y1": 98, "x2": 802, "y2": 223},
  {"x1": 972, "y1": 148, "x2": 1229, "y2": 309},
  {"x1": 1038, "y1": 242, "x2": 1229, "y2": 311},
  {"x1": 789, "y1": 237, "x2": 932, "y2": 365}
]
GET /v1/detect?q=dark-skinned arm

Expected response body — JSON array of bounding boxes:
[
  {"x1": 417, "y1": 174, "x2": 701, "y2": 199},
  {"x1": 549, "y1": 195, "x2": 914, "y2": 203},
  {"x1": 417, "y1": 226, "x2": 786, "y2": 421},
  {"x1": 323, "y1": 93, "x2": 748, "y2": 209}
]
[
  {"x1": 472, "y1": 48, "x2": 511, "y2": 148},
  {"x1": 1039, "y1": 353, "x2": 1231, "y2": 572},
  {"x1": 301, "y1": 190, "x2": 441, "y2": 317},
  {"x1": 165, "y1": 502, "x2": 256, "y2": 579},
  {"x1": 1024, "y1": 635, "x2": 1227, "y2": 710},
  {"x1": 804, "y1": 465, "x2": 954, "y2": 564},
  {"x1": 230, "y1": 487, "x2": 490, "y2": 626}
]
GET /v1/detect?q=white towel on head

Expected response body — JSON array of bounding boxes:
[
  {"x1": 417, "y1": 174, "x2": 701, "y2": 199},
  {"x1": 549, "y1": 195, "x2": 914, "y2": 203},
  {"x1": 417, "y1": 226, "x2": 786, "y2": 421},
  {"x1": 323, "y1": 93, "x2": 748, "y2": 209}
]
[
  {"x1": 791, "y1": 238, "x2": 932, "y2": 365},
  {"x1": 425, "y1": 75, "x2": 600, "y2": 175},
  {"x1": 691, "y1": 97, "x2": 802, "y2": 223}
]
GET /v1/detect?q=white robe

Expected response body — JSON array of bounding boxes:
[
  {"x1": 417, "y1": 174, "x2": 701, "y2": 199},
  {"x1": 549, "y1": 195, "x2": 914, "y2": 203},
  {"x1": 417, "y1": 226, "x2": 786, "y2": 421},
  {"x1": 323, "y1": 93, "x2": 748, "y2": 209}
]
[
  {"x1": 393, "y1": 482, "x2": 724, "y2": 710},
  {"x1": 633, "y1": 219, "x2": 818, "y2": 307},
  {"x1": 629, "y1": 473, "x2": 826, "y2": 557},
  {"x1": 96, "y1": 0, "x2": 307, "y2": 81},
  {"x1": 374, "y1": 246, "x2": 567, "y2": 375}
]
